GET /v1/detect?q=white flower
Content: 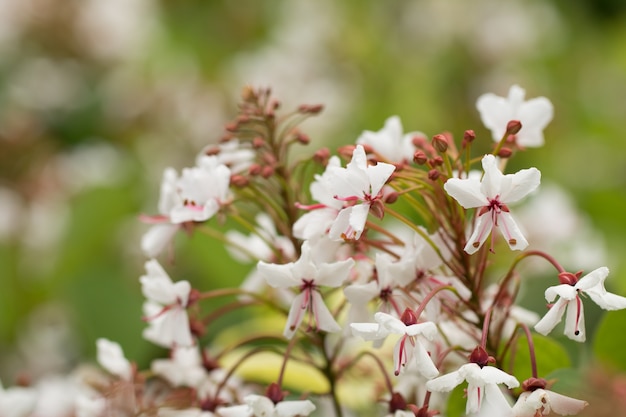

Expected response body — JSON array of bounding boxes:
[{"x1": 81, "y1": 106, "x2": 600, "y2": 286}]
[
  {"x1": 0, "y1": 379, "x2": 36, "y2": 417},
  {"x1": 96, "y1": 338, "x2": 132, "y2": 380},
  {"x1": 170, "y1": 156, "x2": 231, "y2": 224},
  {"x1": 245, "y1": 394, "x2": 316, "y2": 417},
  {"x1": 140, "y1": 259, "x2": 194, "y2": 347},
  {"x1": 356, "y1": 115, "x2": 425, "y2": 163},
  {"x1": 426, "y1": 363, "x2": 519, "y2": 416},
  {"x1": 257, "y1": 240, "x2": 354, "y2": 339},
  {"x1": 476, "y1": 84, "x2": 553, "y2": 147},
  {"x1": 444, "y1": 154, "x2": 540, "y2": 254},
  {"x1": 327, "y1": 145, "x2": 395, "y2": 241},
  {"x1": 351, "y1": 310, "x2": 439, "y2": 378},
  {"x1": 534, "y1": 266, "x2": 626, "y2": 342},
  {"x1": 226, "y1": 213, "x2": 295, "y2": 263},
  {"x1": 151, "y1": 345, "x2": 207, "y2": 388},
  {"x1": 199, "y1": 139, "x2": 255, "y2": 175},
  {"x1": 513, "y1": 389, "x2": 587, "y2": 417}
]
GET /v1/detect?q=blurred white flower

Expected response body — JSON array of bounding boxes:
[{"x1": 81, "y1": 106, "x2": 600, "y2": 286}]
[
  {"x1": 356, "y1": 116, "x2": 425, "y2": 164},
  {"x1": 96, "y1": 338, "x2": 132, "y2": 381},
  {"x1": 151, "y1": 346, "x2": 206, "y2": 388}
]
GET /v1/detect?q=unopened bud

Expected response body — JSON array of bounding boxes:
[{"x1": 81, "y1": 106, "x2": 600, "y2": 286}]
[
  {"x1": 369, "y1": 200, "x2": 385, "y2": 220},
  {"x1": 469, "y1": 345, "x2": 495, "y2": 368},
  {"x1": 270, "y1": 99, "x2": 280, "y2": 110},
  {"x1": 497, "y1": 148, "x2": 513, "y2": 158},
  {"x1": 230, "y1": 175, "x2": 249, "y2": 187},
  {"x1": 248, "y1": 164, "x2": 262, "y2": 176},
  {"x1": 388, "y1": 392, "x2": 407, "y2": 414},
  {"x1": 412, "y1": 134, "x2": 427, "y2": 148},
  {"x1": 400, "y1": 308, "x2": 418, "y2": 326},
  {"x1": 428, "y1": 169, "x2": 440, "y2": 181},
  {"x1": 225, "y1": 122, "x2": 238, "y2": 132},
  {"x1": 313, "y1": 147, "x2": 330, "y2": 165},
  {"x1": 295, "y1": 132, "x2": 310, "y2": 145},
  {"x1": 464, "y1": 129, "x2": 476, "y2": 143},
  {"x1": 384, "y1": 192, "x2": 399, "y2": 204},
  {"x1": 241, "y1": 85, "x2": 256, "y2": 102},
  {"x1": 204, "y1": 146, "x2": 220, "y2": 156},
  {"x1": 261, "y1": 165, "x2": 274, "y2": 178},
  {"x1": 413, "y1": 150, "x2": 428, "y2": 165},
  {"x1": 432, "y1": 134, "x2": 449, "y2": 153},
  {"x1": 265, "y1": 383, "x2": 286, "y2": 404},
  {"x1": 429, "y1": 156, "x2": 443, "y2": 167},
  {"x1": 506, "y1": 120, "x2": 522, "y2": 135},
  {"x1": 252, "y1": 137, "x2": 265, "y2": 148},
  {"x1": 558, "y1": 271, "x2": 581, "y2": 286},
  {"x1": 338, "y1": 145, "x2": 357, "y2": 160}
]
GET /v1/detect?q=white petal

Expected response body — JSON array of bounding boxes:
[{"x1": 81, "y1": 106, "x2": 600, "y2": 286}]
[
  {"x1": 476, "y1": 93, "x2": 511, "y2": 141},
  {"x1": 245, "y1": 395, "x2": 275, "y2": 417},
  {"x1": 575, "y1": 266, "x2": 609, "y2": 291},
  {"x1": 283, "y1": 292, "x2": 307, "y2": 339},
  {"x1": 444, "y1": 177, "x2": 487, "y2": 209},
  {"x1": 517, "y1": 97, "x2": 554, "y2": 147},
  {"x1": 425, "y1": 369, "x2": 464, "y2": 392},
  {"x1": 499, "y1": 167, "x2": 541, "y2": 204},
  {"x1": 311, "y1": 290, "x2": 341, "y2": 333},
  {"x1": 344, "y1": 281, "x2": 379, "y2": 304},
  {"x1": 465, "y1": 383, "x2": 483, "y2": 414},
  {"x1": 96, "y1": 338, "x2": 132, "y2": 380},
  {"x1": 476, "y1": 366, "x2": 519, "y2": 388},
  {"x1": 141, "y1": 224, "x2": 179, "y2": 258},
  {"x1": 545, "y1": 390, "x2": 588, "y2": 415},
  {"x1": 413, "y1": 339, "x2": 439, "y2": 379},
  {"x1": 374, "y1": 312, "x2": 406, "y2": 334},
  {"x1": 480, "y1": 383, "x2": 514, "y2": 417},
  {"x1": 293, "y1": 208, "x2": 338, "y2": 240},
  {"x1": 564, "y1": 298, "x2": 585, "y2": 342},
  {"x1": 315, "y1": 258, "x2": 355, "y2": 287},
  {"x1": 257, "y1": 261, "x2": 299, "y2": 288},
  {"x1": 366, "y1": 162, "x2": 395, "y2": 196},
  {"x1": 405, "y1": 322, "x2": 438, "y2": 340},
  {"x1": 351, "y1": 322, "x2": 387, "y2": 341},
  {"x1": 274, "y1": 399, "x2": 316, "y2": 417},
  {"x1": 497, "y1": 211, "x2": 528, "y2": 251},
  {"x1": 534, "y1": 297, "x2": 568, "y2": 336},
  {"x1": 545, "y1": 284, "x2": 577, "y2": 303},
  {"x1": 464, "y1": 211, "x2": 494, "y2": 254},
  {"x1": 587, "y1": 290, "x2": 626, "y2": 311},
  {"x1": 480, "y1": 154, "x2": 504, "y2": 198}
]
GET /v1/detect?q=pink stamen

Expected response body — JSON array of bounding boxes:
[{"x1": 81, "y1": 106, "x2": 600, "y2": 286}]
[
  {"x1": 574, "y1": 295, "x2": 582, "y2": 336},
  {"x1": 295, "y1": 202, "x2": 327, "y2": 211}
]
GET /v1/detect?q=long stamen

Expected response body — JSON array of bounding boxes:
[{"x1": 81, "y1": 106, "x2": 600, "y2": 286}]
[{"x1": 574, "y1": 295, "x2": 582, "y2": 336}]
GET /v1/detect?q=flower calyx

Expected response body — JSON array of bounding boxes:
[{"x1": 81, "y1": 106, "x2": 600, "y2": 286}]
[
  {"x1": 558, "y1": 271, "x2": 583, "y2": 286},
  {"x1": 388, "y1": 392, "x2": 408, "y2": 414},
  {"x1": 400, "y1": 307, "x2": 418, "y2": 326},
  {"x1": 521, "y1": 377, "x2": 548, "y2": 392},
  {"x1": 265, "y1": 382, "x2": 288, "y2": 404},
  {"x1": 468, "y1": 345, "x2": 496, "y2": 368}
]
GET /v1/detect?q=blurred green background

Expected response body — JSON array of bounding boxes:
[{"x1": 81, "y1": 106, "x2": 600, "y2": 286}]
[{"x1": 1, "y1": 0, "x2": 626, "y2": 412}]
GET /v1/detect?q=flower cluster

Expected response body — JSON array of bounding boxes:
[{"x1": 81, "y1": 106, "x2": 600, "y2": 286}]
[{"x1": 3, "y1": 85, "x2": 625, "y2": 417}]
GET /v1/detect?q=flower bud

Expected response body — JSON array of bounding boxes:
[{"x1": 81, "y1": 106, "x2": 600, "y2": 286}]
[
  {"x1": 388, "y1": 392, "x2": 407, "y2": 414},
  {"x1": 497, "y1": 147, "x2": 513, "y2": 158},
  {"x1": 429, "y1": 156, "x2": 443, "y2": 167},
  {"x1": 298, "y1": 104, "x2": 324, "y2": 114},
  {"x1": 265, "y1": 382, "x2": 286, "y2": 404},
  {"x1": 522, "y1": 377, "x2": 548, "y2": 392},
  {"x1": 432, "y1": 134, "x2": 449, "y2": 153},
  {"x1": 463, "y1": 129, "x2": 476, "y2": 144},
  {"x1": 261, "y1": 165, "x2": 274, "y2": 178},
  {"x1": 469, "y1": 345, "x2": 495, "y2": 368},
  {"x1": 313, "y1": 147, "x2": 330, "y2": 165},
  {"x1": 370, "y1": 199, "x2": 385, "y2": 219},
  {"x1": 506, "y1": 120, "x2": 522, "y2": 135},
  {"x1": 295, "y1": 132, "x2": 310, "y2": 145},
  {"x1": 252, "y1": 137, "x2": 265, "y2": 148},
  {"x1": 413, "y1": 150, "x2": 428, "y2": 165},
  {"x1": 428, "y1": 169, "x2": 440, "y2": 181},
  {"x1": 230, "y1": 175, "x2": 249, "y2": 187},
  {"x1": 400, "y1": 308, "x2": 418, "y2": 326},
  {"x1": 248, "y1": 164, "x2": 262, "y2": 176},
  {"x1": 384, "y1": 191, "x2": 399, "y2": 204}
]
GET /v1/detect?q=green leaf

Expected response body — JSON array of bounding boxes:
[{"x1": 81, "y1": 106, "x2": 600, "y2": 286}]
[
  {"x1": 503, "y1": 333, "x2": 571, "y2": 381},
  {"x1": 594, "y1": 309, "x2": 626, "y2": 372},
  {"x1": 445, "y1": 383, "x2": 467, "y2": 417}
]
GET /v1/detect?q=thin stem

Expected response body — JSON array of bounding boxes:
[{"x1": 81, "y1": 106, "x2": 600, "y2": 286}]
[
  {"x1": 480, "y1": 307, "x2": 493, "y2": 349},
  {"x1": 519, "y1": 323, "x2": 538, "y2": 378}
]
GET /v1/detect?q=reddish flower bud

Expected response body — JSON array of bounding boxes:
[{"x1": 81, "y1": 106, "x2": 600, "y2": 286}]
[
  {"x1": 469, "y1": 345, "x2": 495, "y2": 368},
  {"x1": 370, "y1": 199, "x2": 385, "y2": 219},
  {"x1": 412, "y1": 134, "x2": 427, "y2": 148},
  {"x1": 248, "y1": 164, "x2": 262, "y2": 176},
  {"x1": 413, "y1": 150, "x2": 428, "y2": 165},
  {"x1": 261, "y1": 166, "x2": 274, "y2": 178},
  {"x1": 400, "y1": 308, "x2": 418, "y2": 326},
  {"x1": 265, "y1": 382, "x2": 287, "y2": 404},
  {"x1": 389, "y1": 392, "x2": 408, "y2": 414},
  {"x1": 230, "y1": 175, "x2": 249, "y2": 187},
  {"x1": 384, "y1": 191, "x2": 399, "y2": 204},
  {"x1": 298, "y1": 104, "x2": 324, "y2": 114},
  {"x1": 558, "y1": 271, "x2": 580, "y2": 286},
  {"x1": 338, "y1": 145, "x2": 357, "y2": 160},
  {"x1": 463, "y1": 129, "x2": 476, "y2": 144},
  {"x1": 429, "y1": 156, "x2": 443, "y2": 167},
  {"x1": 313, "y1": 147, "x2": 330, "y2": 165},
  {"x1": 224, "y1": 122, "x2": 238, "y2": 132},
  {"x1": 497, "y1": 147, "x2": 513, "y2": 158},
  {"x1": 432, "y1": 134, "x2": 449, "y2": 153},
  {"x1": 204, "y1": 146, "x2": 220, "y2": 156},
  {"x1": 252, "y1": 137, "x2": 265, "y2": 148},
  {"x1": 295, "y1": 132, "x2": 310, "y2": 145},
  {"x1": 428, "y1": 169, "x2": 440, "y2": 181},
  {"x1": 506, "y1": 120, "x2": 522, "y2": 135}
]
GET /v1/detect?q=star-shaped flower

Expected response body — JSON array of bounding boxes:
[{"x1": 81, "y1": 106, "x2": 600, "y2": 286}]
[
  {"x1": 351, "y1": 309, "x2": 439, "y2": 378},
  {"x1": 444, "y1": 154, "x2": 540, "y2": 254},
  {"x1": 476, "y1": 84, "x2": 554, "y2": 148},
  {"x1": 257, "y1": 240, "x2": 354, "y2": 339},
  {"x1": 426, "y1": 362, "x2": 519, "y2": 416},
  {"x1": 356, "y1": 115, "x2": 425, "y2": 164},
  {"x1": 140, "y1": 259, "x2": 194, "y2": 348},
  {"x1": 534, "y1": 267, "x2": 626, "y2": 342},
  {"x1": 327, "y1": 145, "x2": 395, "y2": 241}
]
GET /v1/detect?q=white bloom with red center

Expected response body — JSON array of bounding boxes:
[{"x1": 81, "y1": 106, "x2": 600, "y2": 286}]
[
  {"x1": 513, "y1": 389, "x2": 587, "y2": 417},
  {"x1": 534, "y1": 267, "x2": 626, "y2": 342},
  {"x1": 245, "y1": 394, "x2": 316, "y2": 417},
  {"x1": 96, "y1": 338, "x2": 132, "y2": 381},
  {"x1": 356, "y1": 115, "x2": 425, "y2": 163},
  {"x1": 476, "y1": 84, "x2": 553, "y2": 148},
  {"x1": 444, "y1": 154, "x2": 540, "y2": 254},
  {"x1": 351, "y1": 310, "x2": 439, "y2": 379},
  {"x1": 140, "y1": 259, "x2": 194, "y2": 348},
  {"x1": 257, "y1": 240, "x2": 354, "y2": 339},
  {"x1": 170, "y1": 156, "x2": 231, "y2": 224},
  {"x1": 327, "y1": 145, "x2": 395, "y2": 241},
  {"x1": 426, "y1": 363, "x2": 519, "y2": 416}
]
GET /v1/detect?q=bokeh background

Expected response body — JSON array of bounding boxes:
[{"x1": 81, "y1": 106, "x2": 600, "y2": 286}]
[{"x1": 2, "y1": 0, "x2": 626, "y2": 414}]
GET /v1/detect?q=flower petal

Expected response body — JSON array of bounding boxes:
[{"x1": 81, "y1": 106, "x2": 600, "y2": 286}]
[
  {"x1": 545, "y1": 390, "x2": 588, "y2": 415},
  {"x1": 425, "y1": 369, "x2": 464, "y2": 393},
  {"x1": 564, "y1": 298, "x2": 585, "y2": 342},
  {"x1": 534, "y1": 297, "x2": 568, "y2": 336},
  {"x1": 464, "y1": 211, "x2": 494, "y2": 254},
  {"x1": 444, "y1": 177, "x2": 487, "y2": 209},
  {"x1": 311, "y1": 290, "x2": 342, "y2": 334},
  {"x1": 497, "y1": 211, "x2": 529, "y2": 251},
  {"x1": 275, "y1": 399, "x2": 316, "y2": 417},
  {"x1": 499, "y1": 167, "x2": 541, "y2": 204}
]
